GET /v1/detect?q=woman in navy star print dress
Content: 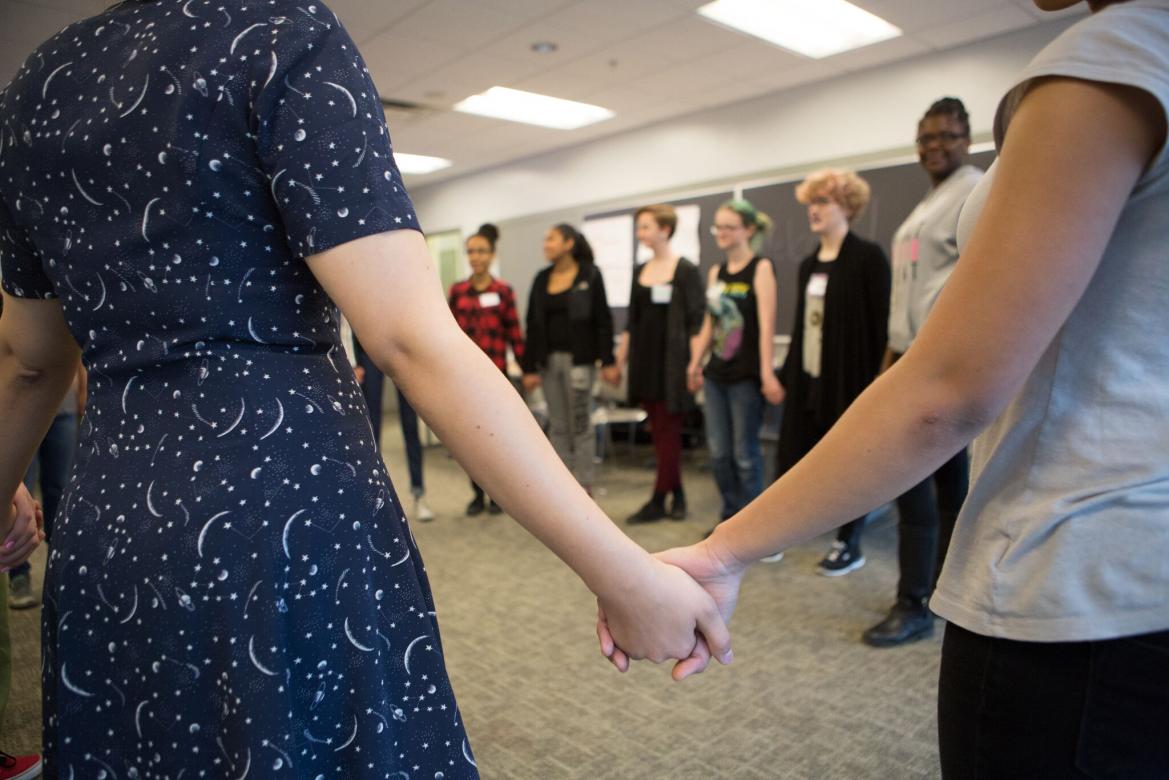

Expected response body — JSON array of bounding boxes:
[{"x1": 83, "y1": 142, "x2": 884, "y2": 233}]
[{"x1": 0, "y1": 0, "x2": 734, "y2": 776}]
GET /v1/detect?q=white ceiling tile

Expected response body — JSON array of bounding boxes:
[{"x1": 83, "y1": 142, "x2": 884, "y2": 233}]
[
  {"x1": 749, "y1": 60, "x2": 845, "y2": 93},
  {"x1": 360, "y1": 32, "x2": 467, "y2": 91},
  {"x1": 324, "y1": 0, "x2": 430, "y2": 44},
  {"x1": 582, "y1": 84, "x2": 679, "y2": 115},
  {"x1": 474, "y1": 0, "x2": 578, "y2": 24},
  {"x1": 386, "y1": 54, "x2": 545, "y2": 106},
  {"x1": 386, "y1": 0, "x2": 533, "y2": 48},
  {"x1": 478, "y1": 17, "x2": 610, "y2": 67},
  {"x1": 691, "y1": 40, "x2": 810, "y2": 79},
  {"x1": 557, "y1": 39, "x2": 680, "y2": 89},
  {"x1": 534, "y1": 0, "x2": 691, "y2": 41},
  {"x1": 510, "y1": 69, "x2": 608, "y2": 102},
  {"x1": 632, "y1": 14, "x2": 752, "y2": 61},
  {"x1": 917, "y1": 3, "x2": 1036, "y2": 49},
  {"x1": 821, "y1": 34, "x2": 932, "y2": 72},
  {"x1": 622, "y1": 59, "x2": 735, "y2": 96}
]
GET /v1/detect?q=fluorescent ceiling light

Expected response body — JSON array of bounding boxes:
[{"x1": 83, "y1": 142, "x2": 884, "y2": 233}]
[
  {"x1": 394, "y1": 153, "x2": 452, "y2": 175},
  {"x1": 697, "y1": 0, "x2": 902, "y2": 59},
  {"x1": 453, "y1": 87, "x2": 614, "y2": 130}
]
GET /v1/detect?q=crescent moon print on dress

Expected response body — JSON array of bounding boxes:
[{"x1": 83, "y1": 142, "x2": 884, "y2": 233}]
[{"x1": 0, "y1": 0, "x2": 476, "y2": 776}]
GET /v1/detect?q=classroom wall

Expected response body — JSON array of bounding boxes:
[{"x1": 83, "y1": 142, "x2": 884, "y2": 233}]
[{"x1": 409, "y1": 17, "x2": 1075, "y2": 312}]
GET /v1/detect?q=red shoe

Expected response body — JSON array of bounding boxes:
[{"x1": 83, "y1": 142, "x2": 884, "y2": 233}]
[{"x1": 0, "y1": 752, "x2": 42, "y2": 780}]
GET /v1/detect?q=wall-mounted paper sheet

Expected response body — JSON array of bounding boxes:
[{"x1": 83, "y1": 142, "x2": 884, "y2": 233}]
[{"x1": 582, "y1": 213, "x2": 635, "y2": 308}]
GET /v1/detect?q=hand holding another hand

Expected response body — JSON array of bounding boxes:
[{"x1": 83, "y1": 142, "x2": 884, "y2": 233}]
[
  {"x1": 595, "y1": 555, "x2": 734, "y2": 681},
  {"x1": 1, "y1": 483, "x2": 44, "y2": 572},
  {"x1": 597, "y1": 536, "x2": 750, "y2": 680}
]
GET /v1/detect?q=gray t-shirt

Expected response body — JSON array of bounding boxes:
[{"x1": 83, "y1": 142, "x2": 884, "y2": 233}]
[
  {"x1": 932, "y1": 0, "x2": 1169, "y2": 642},
  {"x1": 887, "y1": 165, "x2": 982, "y2": 354}
]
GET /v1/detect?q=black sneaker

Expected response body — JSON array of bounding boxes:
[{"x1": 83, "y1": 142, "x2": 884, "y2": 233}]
[
  {"x1": 817, "y1": 541, "x2": 865, "y2": 577},
  {"x1": 487, "y1": 500, "x2": 503, "y2": 515},
  {"x1": 7, "y1": 573, "x2": 37, "y2": 610},
  {"x1": 862, "y1": 598, "x2": 934, "y2": 647},
  {"x1": 465, "y1": 496, "x2": 485, "y2": 516},
  {"x1": 626, "y1": 499, "x2": 667, "y2": 524},
  {"x1": 667, "y1": 492, "x2": 687, "y2": 521}
]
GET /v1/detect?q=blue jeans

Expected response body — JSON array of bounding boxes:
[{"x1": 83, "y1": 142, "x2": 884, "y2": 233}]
[
  {"x1": 396, "y1": 387, "x2": 424, "y2": 496},
  {"x1": 12, "y1": 412, "x2": 77, "y2": 579},
  {"x1": 703, "y1": 377, "x2": 764, "y2": 519}
]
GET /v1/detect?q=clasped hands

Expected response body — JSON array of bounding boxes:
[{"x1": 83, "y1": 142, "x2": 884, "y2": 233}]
[
  {"x1": 595, "y1": 536, "x2": 749, "y2": 681},
  {"x1": 1, "y1": 484, "x2": 44, "y2": 573}
]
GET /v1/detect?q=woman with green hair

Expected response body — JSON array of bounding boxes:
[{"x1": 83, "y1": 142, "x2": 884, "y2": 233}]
[{"x1": 688, "y1": 199, "x2": 782, "y2": 532}]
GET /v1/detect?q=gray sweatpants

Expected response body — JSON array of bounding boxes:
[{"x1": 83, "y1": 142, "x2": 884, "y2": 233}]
[{"x1": 541, "y1": 351, "x2": 596, "y2": 488}]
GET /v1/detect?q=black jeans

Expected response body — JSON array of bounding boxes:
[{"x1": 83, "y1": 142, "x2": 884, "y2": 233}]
[
  {"x1": 896, "y1": 449, "x2": 968, "y2": 602},
  {"x1": 939, "y1": 623, "x2": 1169, "y2": 779}
]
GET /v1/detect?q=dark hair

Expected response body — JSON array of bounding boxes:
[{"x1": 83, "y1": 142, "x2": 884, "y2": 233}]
[
  {"x1": 470, "y1": 223, "x2": 499, "y2": 252},
  {"x1": 921, "y1": 97, "x2": 970, "y2": 138},
  {"x1": 553, "y1": 224, "x2": 594, "y2": 266}
]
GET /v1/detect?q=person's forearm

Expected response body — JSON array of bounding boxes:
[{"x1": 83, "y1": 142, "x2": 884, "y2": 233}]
[
  {"x1": 0, "y1": 353, "x2": 75, "y2": 527},
  {"x1": 615, "y1": 331, "x2": 630, "y2": 371},
  {"x1": 689, "y1": 318, "x2": 712, "y2": 368},
  {"x1": 379, "y1": 325, "x2": 649, "y2": 598},
  {"x1": 711, "y1": 357, "x2": 989, "y2": 566}
]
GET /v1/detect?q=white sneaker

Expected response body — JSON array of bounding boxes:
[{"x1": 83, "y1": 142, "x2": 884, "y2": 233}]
[
  {"x1": 413, "y1": 496, "x2": 435, "y2": 522},
  {"x1": 760, "y1": 551, "x2": 785, "y2": 563}
]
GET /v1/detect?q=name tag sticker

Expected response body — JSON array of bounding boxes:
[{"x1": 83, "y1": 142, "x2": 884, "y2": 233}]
[
  {"x1": 478, "y1": 292, "x2": 501, "y2": 308},
  {"x1": 651, "y1": 284, "x2": 673, "y2": 304},
  {"x1": 807, "y1": 273, "x2": 828, "y2": 298}
]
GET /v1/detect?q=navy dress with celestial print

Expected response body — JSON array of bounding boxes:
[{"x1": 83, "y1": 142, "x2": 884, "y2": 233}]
[{"x1": 0, "y1": 1, "x2": 477, "y2": 776}]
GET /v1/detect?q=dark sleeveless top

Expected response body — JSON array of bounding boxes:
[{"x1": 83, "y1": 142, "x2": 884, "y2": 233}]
[{"x1": 704, "y1": 256, "x2": 762, "y2": 384}]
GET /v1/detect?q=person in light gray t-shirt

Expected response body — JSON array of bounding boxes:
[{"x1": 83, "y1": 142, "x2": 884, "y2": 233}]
[
  {"x1": 862, "y1": 98, "x2": 983, "y2": 649},
  {"x1": 650, "y1": 1, "x2": 1169, "y2": 775}
]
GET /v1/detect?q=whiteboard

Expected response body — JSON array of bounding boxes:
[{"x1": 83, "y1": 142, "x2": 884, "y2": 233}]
[{"x1": 582, "y1": 213, "x2": 635, "y2": 308}]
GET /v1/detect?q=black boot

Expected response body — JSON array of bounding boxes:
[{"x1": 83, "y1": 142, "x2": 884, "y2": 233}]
[
  {"x1": 668, "y1": 488, "x2": 687, "y2": 520},
  {"x1": 465, "y1": 494, "x2": 486, "y2": 516},
  {"x1": 862, "y1": 597, "x2": 935, "y2": 648},
  {"x1": 626, "y1": 493, "x2": 668, "y2": 524},
  {"x1": 487, "y1": 499, "x2": 503, "y2": 515}
]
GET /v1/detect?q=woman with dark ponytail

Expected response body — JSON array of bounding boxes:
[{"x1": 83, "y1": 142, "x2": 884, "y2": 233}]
[
  {"x1": 449, "y1": 224, "x2": 525, "y2": 515},
  {"x1": 522, "y1": 224, "x2": 617, "y2": 492}
]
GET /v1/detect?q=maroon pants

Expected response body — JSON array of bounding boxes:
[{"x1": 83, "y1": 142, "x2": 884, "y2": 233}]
[{"x1": 643, "y1": 400, "x2": 684, "y2": 493}]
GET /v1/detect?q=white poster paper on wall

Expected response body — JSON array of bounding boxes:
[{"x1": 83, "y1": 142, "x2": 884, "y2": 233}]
[
  {"x1": 582, "y1": 213, "x2": 635, "y2": 308},
  {"x1": 636, "y1": 203, "x2": 702, "y2": 267}
]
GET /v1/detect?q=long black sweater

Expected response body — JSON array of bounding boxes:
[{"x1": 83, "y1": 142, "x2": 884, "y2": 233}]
[{"x1": 776, "y1": 231, "x2": 890, "y2": 476}]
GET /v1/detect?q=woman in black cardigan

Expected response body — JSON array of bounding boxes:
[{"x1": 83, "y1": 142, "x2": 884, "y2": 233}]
[
  {"x1": 522, "y1": 224, "x2": 616, "y2": 492},
  {"x1": 777, "y1": 169, "x2": 890, "y2": 576},
  {"x1": 613, "y1": 205, "x2": 705, "y2": 522}
]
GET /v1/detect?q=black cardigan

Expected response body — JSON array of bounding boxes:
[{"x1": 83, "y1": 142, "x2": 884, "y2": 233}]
[
  {"x1": 776, "y1": 231, "x2": 890, "y2": 475},
  {"x1": 522, "y1": 263, "x2": 615, "y2": 372},
  {"x1": 626, "y1": 258, "x2": 705, "y2": 413}
]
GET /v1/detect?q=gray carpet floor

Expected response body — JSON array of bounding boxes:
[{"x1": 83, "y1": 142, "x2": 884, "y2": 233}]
[{"x1": 2, "y1": 425, "x2": 942, "y2": 778}]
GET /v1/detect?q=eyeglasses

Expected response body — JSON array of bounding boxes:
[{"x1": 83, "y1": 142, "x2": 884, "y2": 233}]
[
  {"x1": 710, "y1": 224, "x2": 744, "y2": 235},
  {"x1": 916, "y1": 131, "x2": 968, "y2": 147},
  {"x1": 466, "y1": 248, "x2": 492, "y2": 255}
]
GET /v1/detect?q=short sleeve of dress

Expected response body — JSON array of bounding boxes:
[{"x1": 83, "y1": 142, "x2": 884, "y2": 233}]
[
  {"x1": 0, "y1": 199, "x2": 55, "y2": 299},
  {"x1": 251, "y1": 6, "x2": 420, "y2": 259}
]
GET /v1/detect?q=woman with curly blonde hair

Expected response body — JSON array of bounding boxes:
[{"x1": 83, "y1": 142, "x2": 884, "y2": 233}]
[{"x1": 777, "y1": 169, "x2": 890, "y2": 575}]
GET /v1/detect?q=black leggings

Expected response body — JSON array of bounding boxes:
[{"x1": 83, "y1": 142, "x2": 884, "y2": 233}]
[
  {"x1": 938, "y1": 623, "x2": 1169, "y2": 779},
  {"x1": 896, "y1": 449, "x2": 968, "y2": 601}
]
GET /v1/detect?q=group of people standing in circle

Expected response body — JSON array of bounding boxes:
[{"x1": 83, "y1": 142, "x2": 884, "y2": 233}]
[{"x1": 444, "y1": 95, "x2": 985, "y2": 651}]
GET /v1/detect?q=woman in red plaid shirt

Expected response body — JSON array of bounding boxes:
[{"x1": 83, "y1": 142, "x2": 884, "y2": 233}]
[{"x1": 448, "y1": 224, "x2": 526, "y2": 515}]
